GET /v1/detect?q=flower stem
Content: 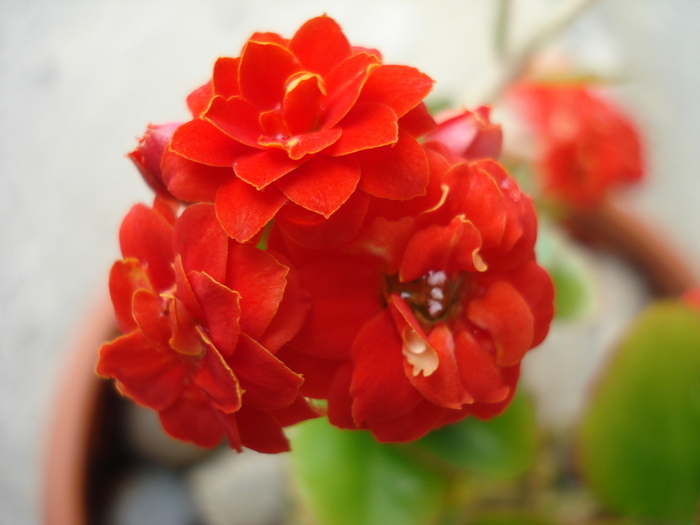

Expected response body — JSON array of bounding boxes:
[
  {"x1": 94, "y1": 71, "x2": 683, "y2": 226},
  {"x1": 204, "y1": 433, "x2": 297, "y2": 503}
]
[
  {"x1": 494, "y1": 0, "x2": 512, "y2": 60},
  {"x1": 477, "y1": 0, "x2": 603, "y2": 104}
]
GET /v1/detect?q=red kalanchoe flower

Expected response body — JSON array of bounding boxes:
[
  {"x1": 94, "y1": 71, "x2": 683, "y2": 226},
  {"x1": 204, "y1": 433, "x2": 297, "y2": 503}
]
[
  {"x1": 425, "y1": 106, "x2": 503, "y2": 163},
  {"x1": 161, "y1": 15, "x2": 435, "y2": 247},
  {"x1": 96, "y1": 199, "x2": 317, "y2": 453},
  {"x1": 509, "y1": 81, "x2": 644, "y2": 210},
  {"x1": 273, "y1": 148, "x2": 554, "y2": 442}
]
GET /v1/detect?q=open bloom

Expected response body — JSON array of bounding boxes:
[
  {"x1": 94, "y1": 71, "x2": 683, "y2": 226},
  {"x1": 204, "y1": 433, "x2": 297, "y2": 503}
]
[
  {"x1": 161, "y1": 15, "x2": 435, "y2": 247},
  {"x1": 272, "y1": 148, "x2": 554, "y2": 442},
  {"x1": 509, "y1": 81, "x2": 644, "y2": 210},
  {"x1": 96, "y1": 199, "x2": 316, "y2": 453}
]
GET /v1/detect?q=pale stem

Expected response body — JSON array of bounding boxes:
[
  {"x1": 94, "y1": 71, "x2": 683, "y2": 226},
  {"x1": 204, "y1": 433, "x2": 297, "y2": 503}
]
[
  {"x1": 494, "y1": 0, "x2": 513, "y2": 60},
  {"x1": 475, "y1": 0, "x2": 603, "y2": 104}
]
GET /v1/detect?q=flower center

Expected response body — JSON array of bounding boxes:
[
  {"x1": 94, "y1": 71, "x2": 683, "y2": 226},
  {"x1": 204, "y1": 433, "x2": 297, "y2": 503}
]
[{"x1": 384, "y1": 270, "x2": 462, "y2": 326}]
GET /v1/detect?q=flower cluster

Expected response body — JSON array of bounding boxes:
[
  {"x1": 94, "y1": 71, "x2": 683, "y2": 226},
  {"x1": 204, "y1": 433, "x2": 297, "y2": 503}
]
[
  {"x1": 509, "y1": 81, "x2": 644, "y2": 211},
  {"x1": 98, "y1": 15, "x2": 554, "y2": 452}
]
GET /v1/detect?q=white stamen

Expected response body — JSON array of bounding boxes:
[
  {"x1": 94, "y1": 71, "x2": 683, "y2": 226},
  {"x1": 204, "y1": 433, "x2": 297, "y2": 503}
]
[
  {"x1": 426, "y1": 270, "x2": 446, "y2": 287},
  {"x1": 430, "y1": 287, "x2": 444, "y2": 301},
  {"x1": 427, "y1": 300, "x2": 443, "y2": 317}
]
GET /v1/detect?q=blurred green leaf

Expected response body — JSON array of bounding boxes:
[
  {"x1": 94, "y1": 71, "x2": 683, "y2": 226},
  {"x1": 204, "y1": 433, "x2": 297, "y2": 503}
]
[
  {"x1": 535, "y1": 222, "x2": 595, "y2": 320},
  {"x1": 468, "y1": 513, "x2": 554, "y2": 525},
  {"x1": 577, "y1": 301, "x2": 700, "y2": 524},
  {"x1": 289, "y1": 417, "x2": 452, "y2": 525},
  {"x1": 413, "y1": 390, "x2": 538, "y2": 479}
]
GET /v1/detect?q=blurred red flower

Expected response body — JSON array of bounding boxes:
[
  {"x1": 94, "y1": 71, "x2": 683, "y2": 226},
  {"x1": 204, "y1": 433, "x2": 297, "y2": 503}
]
[
  {"x1": 96, "y1": 200, "x2": 317, "y2": 453},
  {"x1": 273, "y1": 148, "x2": 554, "y2": 442},
  {"x1": 161, "y1": 15, "x2": 436, "y2": 247},
  {"x1": 509, "y1": 82, "x2": 644, "y2": 210}
]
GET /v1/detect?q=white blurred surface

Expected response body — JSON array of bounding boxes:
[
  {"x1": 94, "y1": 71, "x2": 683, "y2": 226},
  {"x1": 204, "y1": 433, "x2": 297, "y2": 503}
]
[{"x1": 1, "y1": 1, "x2": 699, "y2": 523}]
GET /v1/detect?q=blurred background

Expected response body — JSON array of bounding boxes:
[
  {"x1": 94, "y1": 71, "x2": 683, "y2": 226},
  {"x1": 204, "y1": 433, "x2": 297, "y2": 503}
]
[{"x1": 1, "y1": 0, "x2": 699, "y2": 523}]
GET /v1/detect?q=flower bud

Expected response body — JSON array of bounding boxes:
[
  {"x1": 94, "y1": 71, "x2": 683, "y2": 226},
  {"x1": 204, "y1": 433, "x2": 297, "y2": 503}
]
[{"x1": 128, "y1": 122, "x2": 182, "y2": 198}]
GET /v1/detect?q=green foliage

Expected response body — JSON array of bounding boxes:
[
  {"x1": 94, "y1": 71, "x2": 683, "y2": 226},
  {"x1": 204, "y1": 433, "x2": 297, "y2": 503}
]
[
  {"x1": 535, "y1": 223, "x2": 595, "y2": 320},
  {"x1": 414, "y1": 390, "x2": 539, "y2": 479},
  {"x1": 577, "y1": 301, "x2": 700, "y2": 524},
  {"x1": 467, "y1": 513, "x2": 554, "y2": 525},
  {"x1": 289, "y1": 417, "x2": 452, "y2": 525}
]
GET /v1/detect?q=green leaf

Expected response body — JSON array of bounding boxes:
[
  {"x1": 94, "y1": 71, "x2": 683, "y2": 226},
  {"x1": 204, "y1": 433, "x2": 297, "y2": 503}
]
[
  {"x1": 535, "y1": 222, "x2": 595, "y2": 321},
  {"x1": 577, "y1": 301, "x2": 700, "y2": 524},
  {"x1": 413, "y1": 389, "x2": 538, "y2": 479},
  {"x1": 468, "y1": 513, "x2": 554, "y2": 525},
  {"x1": 289, "y1": 417, "x2": 452, "y2": 525}
]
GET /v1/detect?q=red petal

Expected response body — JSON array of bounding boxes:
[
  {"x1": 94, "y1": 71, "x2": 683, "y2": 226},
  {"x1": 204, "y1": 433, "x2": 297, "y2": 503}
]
[
  {"x1": 128, "y1": 122, "x2": 181, "y2": 199},
  {"x1": 272, "y1": 395, "x2": 320, "y2": 426},
  {"x1": 132, "y1": 289, "x2": 171, "y2": 352},
  {"x1": 351, "y1": 310, "x2": 423, "y2": 425},
  {"x1": 212, "y1": 57, "x2": 241, "y2": 98},
  {"x1": 405, "y1": 323, "x2": 473, "y2": 409},
  {"x1": 225, "y1": 244, "x2": 288, "y2": 340},
  {"x1": 467, "y1": 280, "x2": 534, "y2": 366},
  {"x1": 347, "y1": 216, "x2": 415, "y2": 273},
  {"x1": 322, "y1": 52, "x2": 380, "y2": 129},
  {"x1": 327, "y1": 362, "x2": 359, "y2": 430},
  {"x1": 215, "y1": 178, "x2": 287, "y2": 243},
  {"x1": 289, "y1": 15, "x2": 352, "y2": 76},
  {"x1": 194, "y1": 342, "x2": 243, "y2": 414},
  {"x1": 97, "y1": 331, "x2": 184, "y2": 410},
  {"x1": 109, "y1": 259, "x2": 153, "y2": 333},
  {"x1": 358, "y1": 64, "x2": 433, "y2": 118},
  {"x1": 217, "y1": 412, "x2": 243, "y2": 451},
  {"x1": 426, "y1": 107, "x2": 503, "y2": 161},
  {"x1": 368, "y1": 401, "x2": 446, "y2": 442},
  {"x1": 398, "y1": 103, "x2": 437, "y2": 137},
  {"x1": 239, "y1": 40, "x2": 302, "y2": 110},
  {"x1": 188, "y1": 271, "x2": 242, "y2": 359},
  {"x1": 235, "y1": 405, "x2": 290, "y2": 453},
  {"x1": 169, "y1": 119, "x2": 249, "y2": 167},
  {"x1": 275, "y1": 155, "x2": 360, "y2": 218},
  {"x1": 159, "y1": 388, "x2": 224, "y2": 448},
  {"x1": 227, "y1": 333, "x2": 303, "y2": 411},
  {"x1": 454, "y1": 330, "x2": 510, "y2": 404},
  {"x1": 400, "y1": 215, "x2": 483, "y2": 282},
  {"x1": 356, "y1": 130, "x2": 429, "y2": 200},
  {"x1": 187, "y1": 82, "x2": 213, "y2": 117},
  {"x1": 249, "y1": 32, "x2": 288, "y2": 46},
  {"x1": 204, "y1": 96, "x2": 264, "y2": 149},
  {"x1": 259, "y1": 256, "x2": 310, "y2": 353},
  {"x1": 161, "y1": 148, "x2": 233, "y2": 203},
  {"x1": 173, "y1": 256, "x2": 203, "y2": 320},
  {"x1": 466, "y1": 365, "x2": 519, "y2": 419},
  {"x1": 282, "y1": 72, "x2": 326, "y2": 135},
  {"x1": 274, "y1": 346, "x2": 339, "y2": 399},
  {"x1": 324, "y1": 102, "x2": 398, "y2": 156},
  {"x1": 290, "y1": 257, "x2": 383, "y2": 360},
  {"x1": 168, "y1": 298, "x2": 205, "y2": 356},
  {"x1": 174, "y1": 203, "x2": 228, "y2": 281},
  {"x1": 259, "y1": 128, "x2": 342, "y2": 161},
  {"x1": 274, "y1": 190, "x2": 370, "y2": 249},
  {"x1": 480, "y1": 262, "x2": 554, "y2": 348},
  {"x1": 234, "y1": 149, "x2": 306, "y2": 189},
  {"x1": 119, "y1": 203, "x2": 175, "y2": 292},
  {"x1": 456, "y1": 162, "x2": 510, "y2": 249}
]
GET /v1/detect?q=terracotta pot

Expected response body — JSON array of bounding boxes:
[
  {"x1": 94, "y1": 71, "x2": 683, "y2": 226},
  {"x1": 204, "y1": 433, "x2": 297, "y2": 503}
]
[
  {"x1": 43, "y1": 296, "x2": 122, "y2": 525},
  {"x1": 41, "y1": 200, "x2": 698, "y2": 524}
]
